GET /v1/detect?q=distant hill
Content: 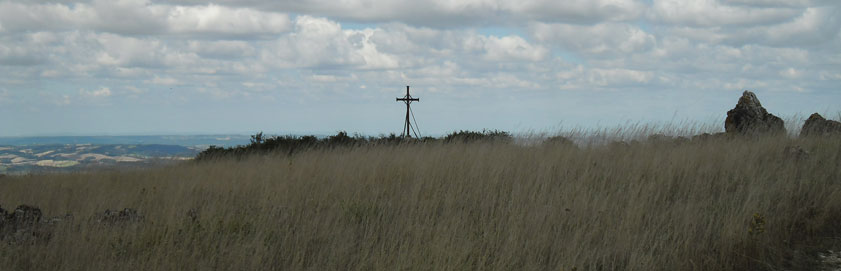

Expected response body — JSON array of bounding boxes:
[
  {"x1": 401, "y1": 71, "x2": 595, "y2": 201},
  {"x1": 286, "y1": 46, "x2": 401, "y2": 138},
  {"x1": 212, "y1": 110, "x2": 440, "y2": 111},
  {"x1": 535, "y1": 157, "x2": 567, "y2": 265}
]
[
  {"x1": 0, "y1": 135, "x2": 251, "y2": 147},
  {"x1": 0, "y1": 144, "x2": 202, "y2": 175}
]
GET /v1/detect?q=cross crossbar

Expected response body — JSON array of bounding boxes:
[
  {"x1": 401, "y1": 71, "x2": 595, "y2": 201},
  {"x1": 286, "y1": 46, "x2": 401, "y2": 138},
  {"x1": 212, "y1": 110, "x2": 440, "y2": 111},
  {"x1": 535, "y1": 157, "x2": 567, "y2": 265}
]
[{"x1": 396, "y1": 86, "x2": 419, "y2": 102}]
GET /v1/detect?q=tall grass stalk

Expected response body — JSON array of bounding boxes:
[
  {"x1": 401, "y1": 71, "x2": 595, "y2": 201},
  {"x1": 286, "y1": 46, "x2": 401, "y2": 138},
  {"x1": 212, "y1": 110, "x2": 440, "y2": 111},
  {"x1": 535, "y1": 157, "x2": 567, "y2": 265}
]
[{"x1": 1, "y1": 126, "x2": 840, "y2": 270}]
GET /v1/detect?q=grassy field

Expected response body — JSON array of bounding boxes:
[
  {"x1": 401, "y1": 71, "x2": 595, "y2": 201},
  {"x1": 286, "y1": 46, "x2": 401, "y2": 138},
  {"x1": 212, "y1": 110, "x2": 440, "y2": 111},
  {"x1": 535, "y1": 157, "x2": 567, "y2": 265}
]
[{"x1": 1, "y1": 129, "x2": 840, "y2": 270}]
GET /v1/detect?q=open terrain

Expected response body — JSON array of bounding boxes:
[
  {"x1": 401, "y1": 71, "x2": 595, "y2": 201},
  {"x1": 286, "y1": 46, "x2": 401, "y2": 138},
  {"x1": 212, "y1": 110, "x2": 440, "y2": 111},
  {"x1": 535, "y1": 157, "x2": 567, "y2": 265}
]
[
  {"x1": 0, "y1": 144, "x2": 200, "y2": 175},
  {"x1": 1, "y1": 128, "x2": 840, "y2": 270},
  {"x1": 0, "y1": 134, "x2": 256, "y2": 174}
]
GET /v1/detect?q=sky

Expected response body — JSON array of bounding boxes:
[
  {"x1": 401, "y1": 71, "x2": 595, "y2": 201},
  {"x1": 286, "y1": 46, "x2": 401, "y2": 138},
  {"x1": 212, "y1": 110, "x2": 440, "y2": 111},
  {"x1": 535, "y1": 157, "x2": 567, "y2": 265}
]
[{"x1": 0, "y1": 0, "x2": 839, "y2": 137}]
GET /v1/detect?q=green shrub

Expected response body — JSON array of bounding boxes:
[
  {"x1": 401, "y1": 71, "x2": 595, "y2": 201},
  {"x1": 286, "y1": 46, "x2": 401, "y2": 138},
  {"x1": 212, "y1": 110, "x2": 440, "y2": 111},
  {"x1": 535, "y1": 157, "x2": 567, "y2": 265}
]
[
  {"x1": 443, "y1": 129, "x2": 512, "y2": 143},
  {"x1": 195, "y1": 129, "x2": 512, "y2": 161}
]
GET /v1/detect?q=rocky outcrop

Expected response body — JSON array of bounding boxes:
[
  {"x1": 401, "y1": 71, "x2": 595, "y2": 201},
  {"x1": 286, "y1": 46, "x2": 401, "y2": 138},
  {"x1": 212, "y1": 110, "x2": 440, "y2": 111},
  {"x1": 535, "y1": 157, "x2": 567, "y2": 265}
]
[
  {"x1": 0, "y1": 205, "x2": 68, "y2": 244},
  {"x1": 0, "y1": 205, "x2": 6, "y2": 226},
  {"x1": 800, "y1": 113, "x2": 841, "y2": 137},
  {"x1": 10, "y1": 205, "x2": 42, "y2": 228},
  {"x1": 96, "y1": 208, "x2": 144, "y2": 225},
  {"x1": 725, "y1": 91, "x2": 785, "y2": 135},
  {"x1": 1, "y1": 205, "x2": 145, "y2": 244},
  {"x1": 1, "y1": 205, "x2": 42, "y2": 233}
]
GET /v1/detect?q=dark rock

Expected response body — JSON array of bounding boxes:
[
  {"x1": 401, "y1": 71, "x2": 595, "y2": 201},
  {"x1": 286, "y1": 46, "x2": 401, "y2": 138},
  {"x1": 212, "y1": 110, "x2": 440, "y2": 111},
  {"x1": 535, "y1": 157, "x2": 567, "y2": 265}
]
[
  {"x1": 1, "y1": 205, "x2": 49, "y2": 244},
  {"x1": 800, "y1": 113, "x2": 841, "y2": 137},
  {"x1": 46, "y1": 214, "x2": 73, "y2": 224},
  {"x1": 0, "y1": 205, "x2": 72, "y2": 244},
  {"x1": 97, "y1": 208, "x2": 144, "y2": 225},
  {"x1": 9, "y1": 205, "x2": 42, "y2": 230},
  {"x1": 725, "y1": 90, "x2": 785, "y2": 135},
  {"x1": 0, "y1": 205, "x2": 7, "y2": 228}
]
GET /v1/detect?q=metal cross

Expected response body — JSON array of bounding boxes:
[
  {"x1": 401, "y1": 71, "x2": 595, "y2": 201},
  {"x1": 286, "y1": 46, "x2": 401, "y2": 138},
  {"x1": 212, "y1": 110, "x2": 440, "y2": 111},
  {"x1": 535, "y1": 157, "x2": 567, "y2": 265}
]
[{"x1": 396, "y1": 86, "x2": 420, "y2": 138}]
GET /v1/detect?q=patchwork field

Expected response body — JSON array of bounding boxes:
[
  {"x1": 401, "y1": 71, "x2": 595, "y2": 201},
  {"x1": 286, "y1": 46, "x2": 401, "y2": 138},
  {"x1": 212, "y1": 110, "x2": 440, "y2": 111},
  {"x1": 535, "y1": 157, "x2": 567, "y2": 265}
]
[{"x1": 0, "y1": 144, "x2": 200, "y2": 174}]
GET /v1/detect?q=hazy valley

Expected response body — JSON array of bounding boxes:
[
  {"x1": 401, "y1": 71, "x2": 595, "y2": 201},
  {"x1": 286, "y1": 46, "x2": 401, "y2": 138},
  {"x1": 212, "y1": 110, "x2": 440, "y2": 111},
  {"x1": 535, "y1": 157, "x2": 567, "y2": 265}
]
[{"x1": 0, "y1": 135, "x2": 251, "y2": 174}]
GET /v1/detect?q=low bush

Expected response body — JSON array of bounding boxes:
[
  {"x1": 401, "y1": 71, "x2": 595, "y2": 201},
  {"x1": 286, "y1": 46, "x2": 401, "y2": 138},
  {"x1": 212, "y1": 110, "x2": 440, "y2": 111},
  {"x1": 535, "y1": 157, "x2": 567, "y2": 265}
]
[{"x1": 195, "y1": 130, "x2": 509, "y2": 161}]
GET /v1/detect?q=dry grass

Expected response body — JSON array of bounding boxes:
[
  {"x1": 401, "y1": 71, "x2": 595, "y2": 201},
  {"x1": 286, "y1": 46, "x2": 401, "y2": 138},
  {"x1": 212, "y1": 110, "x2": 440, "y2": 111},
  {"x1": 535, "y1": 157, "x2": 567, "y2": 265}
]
[{"x1": 1, "y1": 128, "x2": 841, "y2": 270}]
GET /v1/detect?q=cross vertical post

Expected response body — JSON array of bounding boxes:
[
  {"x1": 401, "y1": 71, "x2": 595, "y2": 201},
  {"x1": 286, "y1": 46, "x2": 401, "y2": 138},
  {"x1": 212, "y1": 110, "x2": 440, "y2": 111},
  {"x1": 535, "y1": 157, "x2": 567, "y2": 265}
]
[{"x1": 396, "y1": 85, "x2": 420, "y2": 138}]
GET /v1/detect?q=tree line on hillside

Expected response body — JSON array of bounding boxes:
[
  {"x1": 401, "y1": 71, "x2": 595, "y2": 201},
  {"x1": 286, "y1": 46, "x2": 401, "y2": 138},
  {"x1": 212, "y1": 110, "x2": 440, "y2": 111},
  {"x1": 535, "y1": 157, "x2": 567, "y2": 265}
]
[{"x1": 194, "y1": 130, "x2": 512, "y2": 161}]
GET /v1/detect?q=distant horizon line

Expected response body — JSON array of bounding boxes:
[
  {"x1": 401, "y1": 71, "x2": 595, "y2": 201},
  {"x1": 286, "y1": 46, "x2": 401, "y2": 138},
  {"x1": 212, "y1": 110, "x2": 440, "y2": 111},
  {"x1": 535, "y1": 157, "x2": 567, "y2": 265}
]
[
  {"x1": 8, "y1": 112, "x2": 840, "y2": 139},
  {"x1": 0, "y1": 132, "x2": 370, "y2": 138},
  {"x1": 0, "y1": 132, "x2": 450, "y2": 139}
]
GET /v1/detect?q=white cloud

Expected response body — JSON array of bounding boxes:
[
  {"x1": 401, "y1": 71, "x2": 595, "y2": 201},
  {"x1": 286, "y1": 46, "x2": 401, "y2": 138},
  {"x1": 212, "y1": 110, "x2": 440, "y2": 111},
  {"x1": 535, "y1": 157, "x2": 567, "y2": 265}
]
[
  {"x1": 259, "y1": 17, "x2": 545, "y2": 70},
  {"x1": 125, "y1": 86, "x2": 146, "y2": 95},
  {"x1": 264, "y1": 16, "x2": 367, "y2": 68},
  {"x1": 553, "y1": 65, "x2": 655, "y2": 89},
  {"x1": 723, "y1": 78, "x2": 770, "y2": 91},
  {"x1": 531, "y1": 22, "x2": 655, "y2": 56},
  {"x1": 311, "y1": 74, "x2": 338, "y2": 83},
  {"x1": 779, "y1": 67, "x2": 801, "y2": 79},
  {"x1": 0, "y1": 0, "x2": 291, "y2": 37},
  {"x1": 0, "y1": 43, "x2": 47, "y2": 66},
  {"x1": 0, "y1": 1, "x2": 96, "y2": 32},
  {"x1": 1, "y1": 0, "x2": 840, "y2": 137},
  {"x1": 481, "y1": 35, "x2": 548, "y2": 62},
  {"x1": 88, "y1": 0, "x2": 170, "y2": 35},
  {"x1": 656, "y1": 4, "x2": 841, "y2": 47},
  {"x1": 147, "y1": 76, "x2": 179, "y2": 85},
  {"x1": 80, "y1": 86, "x2": 111, "y2": 97},
  {"x1": 40, "y1": 70, "x2": 62, "y2": 77},
  {"x1": 722, "y1": 0, "x2": 833, "y2": 8},
  {"x1": 199, "y1": 0, "x2": 500, "y2": 27},
  {"x1": 587, "y1": 68, "x2": 654, "y2": 86},
  {"x1": 757, "y1": 7, "x2": 841, "y2": 46},
  {"x1": 0, "y1": 89, "x2": 9, "y2": 103},
  {"x1": 94, "y1": 34, "x2": 170, "y2": 68},
  {"x1": 167, "y1": 4, "x2": 291, "y2": 36},
  {"x1": 649, "y1": 0, "x2": 803, "y2": 27},
  {"x1": 819, "y1": 71, "x2": 841, "y2": 80},
  {"x1": 58, "y1": 95, "x2": 71, "y2": 105},
  {"x1": 504, "y1": 0, "x2": 645, "y2": 23},
  {"x1": 188, "y1": 40, "x2": 255, "y2": 59},
  {"x1": 170, "y1": 0, "x2": 647, "y2": 26}
]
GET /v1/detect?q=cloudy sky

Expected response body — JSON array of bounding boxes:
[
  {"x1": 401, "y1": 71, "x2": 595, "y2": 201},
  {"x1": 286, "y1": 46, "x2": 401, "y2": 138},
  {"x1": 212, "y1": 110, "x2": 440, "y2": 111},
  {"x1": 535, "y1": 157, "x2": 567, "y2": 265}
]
[{"x1": 1, "y1": 0, "x2": 839, "y2": 137}]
